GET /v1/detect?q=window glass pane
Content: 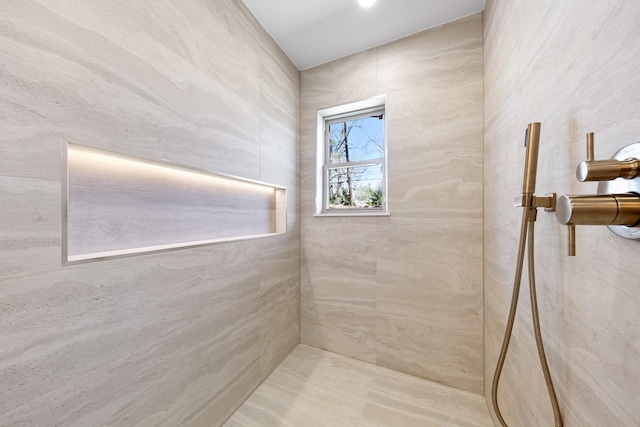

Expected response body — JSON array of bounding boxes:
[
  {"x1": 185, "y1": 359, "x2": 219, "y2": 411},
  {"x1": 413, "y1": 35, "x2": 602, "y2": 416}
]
[
  {"x1": 328, "y1": 114, "x2": 384, "y2": 164},
  {"x1": 328, "y1": 164, "x2": 383, "y2": 209}
]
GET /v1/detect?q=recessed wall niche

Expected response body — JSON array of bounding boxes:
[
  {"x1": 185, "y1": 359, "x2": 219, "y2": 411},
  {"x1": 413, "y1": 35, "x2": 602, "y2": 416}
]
[{"x1": 62, "y1": 141, "x2": 286, "y2": 264}]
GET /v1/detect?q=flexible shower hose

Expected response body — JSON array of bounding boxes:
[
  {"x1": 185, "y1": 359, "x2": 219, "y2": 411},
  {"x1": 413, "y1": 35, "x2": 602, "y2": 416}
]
[{"x1": 491, "y1": 207, "x2": 563, "y2": 427}]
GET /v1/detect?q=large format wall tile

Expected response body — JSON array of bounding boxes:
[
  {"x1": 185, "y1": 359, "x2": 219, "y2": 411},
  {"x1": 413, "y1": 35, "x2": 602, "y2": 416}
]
[
  {"x1": 376, "y1": 217, "x2": 483, "y2": 393},
  {"x1": 300, "y1": 14, "x2": 484, "y2": 394},
  {"x1": 1, "y1": 249, "x2": 263, "y2": 425},
  {"x1": 301, "y1": 218, "x2": 378, "y2": 363},
  {"x1": 0, "y1": 0, "x2": 299, "y2": 425},
  {"x1": 0, "y1": 243, "x2": 255, "y2": 416},
  {"x1": 0, "y1": 177, "x2": 61, "y2": 283},
  {"x1": 484, "y1": 0, "x2": 640, "y2": 425}
]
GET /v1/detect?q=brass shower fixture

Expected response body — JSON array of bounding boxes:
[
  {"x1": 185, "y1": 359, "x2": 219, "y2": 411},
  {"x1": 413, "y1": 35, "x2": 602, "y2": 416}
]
[
  {"x1": 556, "y1": 133, "x2": 640, "y2": 255},
  {"x1": 576, "y1": 133, "x2": 640, "y2": 181}
]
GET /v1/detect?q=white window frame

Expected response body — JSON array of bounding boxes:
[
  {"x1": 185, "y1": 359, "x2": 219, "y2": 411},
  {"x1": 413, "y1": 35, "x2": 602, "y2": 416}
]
[{"x1": 314, "y1": 95, "x2": 389, "y2": 216}]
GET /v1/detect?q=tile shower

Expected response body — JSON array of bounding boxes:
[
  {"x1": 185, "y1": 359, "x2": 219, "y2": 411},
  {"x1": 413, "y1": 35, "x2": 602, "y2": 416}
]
[{"x1": 0, "y1": 1, "x2": 638, "y2": 427}]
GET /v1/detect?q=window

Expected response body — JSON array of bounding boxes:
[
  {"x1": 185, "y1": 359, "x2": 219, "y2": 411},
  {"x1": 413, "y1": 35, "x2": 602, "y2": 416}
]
[{"x1": 316, "y1": 96, "x2": 388, "y2": 216}]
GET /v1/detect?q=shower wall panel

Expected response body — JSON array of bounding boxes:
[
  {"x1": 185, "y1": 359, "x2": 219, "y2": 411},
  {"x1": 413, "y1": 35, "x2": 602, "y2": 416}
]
[
  {"x1": 300, "y1": 14, "x2": 484, "y2": 395},
  {"x1": 484, "y1": 0, "x2": 640, "y2": 425},
  {"x1": 0, "y1": 1, "x2": 299, "y2": 426}
]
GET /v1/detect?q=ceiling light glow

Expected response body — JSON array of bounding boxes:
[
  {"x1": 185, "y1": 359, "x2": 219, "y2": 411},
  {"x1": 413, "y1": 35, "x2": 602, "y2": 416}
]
[{"x1": 358, "y1": 0, "x2": 375, "y2": 8}]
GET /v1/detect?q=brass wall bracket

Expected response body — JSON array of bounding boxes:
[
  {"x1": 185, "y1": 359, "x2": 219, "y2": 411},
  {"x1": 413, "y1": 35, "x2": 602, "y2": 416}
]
[{"x1": 536, "y1": 193, "x2": 556, "y2": 211}]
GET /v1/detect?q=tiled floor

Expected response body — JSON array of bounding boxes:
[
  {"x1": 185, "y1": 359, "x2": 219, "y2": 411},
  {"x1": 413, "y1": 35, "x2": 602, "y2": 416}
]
[{"x1": 224, "y1": 345, "x2": 494, "y2": 427}]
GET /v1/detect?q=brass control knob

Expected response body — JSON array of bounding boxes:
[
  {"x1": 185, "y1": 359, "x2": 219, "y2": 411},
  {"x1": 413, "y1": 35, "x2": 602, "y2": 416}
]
[
  {"x1": 576, "y1": 132, "x2": 640, "y2": 182},
  {"x1": 556, "y1": 193, "x2": 640, "y2": 256},
  {"x1": 576, "y1": 159, "x2": 640, "y2": 182},
  {"x1": 556, "y1": 194, "x2": 640, "y2": 226}
]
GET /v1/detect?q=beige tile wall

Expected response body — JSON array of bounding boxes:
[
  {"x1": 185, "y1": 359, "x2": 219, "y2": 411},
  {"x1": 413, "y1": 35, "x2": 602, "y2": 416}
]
[
  {"x1": 484, "y1": 0, "x2": 640, "y2": 425},
  {"x1": 0, "y1": 0, "x2": 299, "y2": 426},
  {"x1": 300, "y1": 14, "x2": 485, "y2": 395}
]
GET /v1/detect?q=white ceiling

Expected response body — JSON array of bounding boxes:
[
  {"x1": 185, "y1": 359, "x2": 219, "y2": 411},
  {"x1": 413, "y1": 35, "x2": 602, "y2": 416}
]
[{"x1": 241, "y1": 0, "x2": 485, "y2": 70}]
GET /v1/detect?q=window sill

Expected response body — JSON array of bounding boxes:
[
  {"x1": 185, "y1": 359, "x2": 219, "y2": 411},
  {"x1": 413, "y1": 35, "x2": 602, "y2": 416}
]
[{"x1": 313, "y1": 211, "x2": 390, "y2": 217}]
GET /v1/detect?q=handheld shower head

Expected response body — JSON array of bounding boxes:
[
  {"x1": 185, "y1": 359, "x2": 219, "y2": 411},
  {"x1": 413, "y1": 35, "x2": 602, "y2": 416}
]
[
  {"x1": 521, "y1": 122, "x2": 541, "y2": 207},
  {"x1": 493, "y1": 121, "x2": 563, "y2": 427}
]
